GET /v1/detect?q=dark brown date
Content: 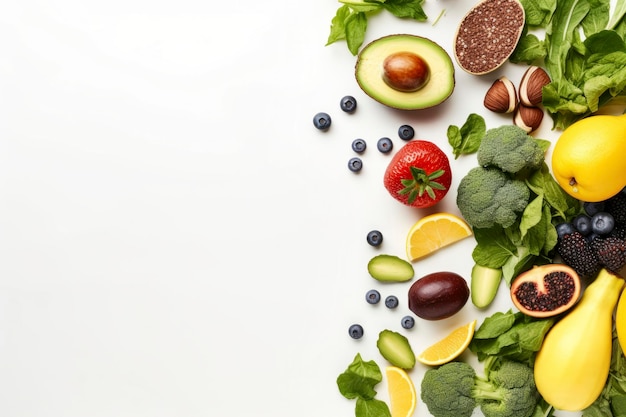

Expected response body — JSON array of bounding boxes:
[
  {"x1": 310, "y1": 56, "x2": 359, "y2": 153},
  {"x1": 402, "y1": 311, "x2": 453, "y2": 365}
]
[{"x1": 408, "y1": 272, "x2": 469, "y2": 320}]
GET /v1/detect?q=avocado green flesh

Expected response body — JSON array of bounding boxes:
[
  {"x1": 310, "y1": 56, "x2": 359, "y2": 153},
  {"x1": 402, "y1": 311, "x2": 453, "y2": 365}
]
[
  {"x1": 377, "y1": 330, "x2": 416, "y2": 369},
  {"x1": 356, "y1": 35, "x2": 455, "y2": 110},
  {"x1": 367, "y1": 254, "x2": 414, "y2": 282}
]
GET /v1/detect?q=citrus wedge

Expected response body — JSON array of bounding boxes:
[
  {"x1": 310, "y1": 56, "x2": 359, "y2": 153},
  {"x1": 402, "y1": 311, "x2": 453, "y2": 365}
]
[
  {"x1": 417, "y1": 319, "x2": 477, "y2": 366},
  {"x1": 406, "y1": 212, "x2": 472, "y2": 261},
  {"x1": 385, "y1": 366, "x2": 417, "y2": 417}
]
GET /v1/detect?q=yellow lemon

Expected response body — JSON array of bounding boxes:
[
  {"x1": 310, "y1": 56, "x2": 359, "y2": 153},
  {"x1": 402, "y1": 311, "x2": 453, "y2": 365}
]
[
  {"x1": 551, "y1": 114, "x2": 626, "y2": 202},
  {"x1": 385, "y1": 366, "x2": 417, "y2": 417},
  {"x1": 417, "y1": 320, "x2": 477, "y2": 366},
  {"x1": 405, "y1": 212, "x2": 472, "y2": 262}
]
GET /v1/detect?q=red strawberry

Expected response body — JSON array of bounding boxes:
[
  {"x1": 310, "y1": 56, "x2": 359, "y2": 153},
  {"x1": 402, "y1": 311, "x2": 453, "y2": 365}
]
[{"x1": 383, "y1": 140, "x2": 451, "y2": 208}]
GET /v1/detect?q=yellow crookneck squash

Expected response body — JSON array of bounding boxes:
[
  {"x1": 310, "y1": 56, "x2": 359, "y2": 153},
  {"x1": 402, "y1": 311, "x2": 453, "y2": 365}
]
[
  {"x1": 534, "y1": 268, "x2": 625, "y2": 411},
  {"x1": 617, "y1": 283, "x2": 626, "y2": 355}
]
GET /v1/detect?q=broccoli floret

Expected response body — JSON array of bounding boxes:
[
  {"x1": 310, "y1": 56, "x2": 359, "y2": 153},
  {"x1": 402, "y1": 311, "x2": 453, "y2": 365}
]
[
  {"x1": 474, "y1": 358, "x2": 538, "y2": 417},
  {"x1": 420, "y1": 361, "x2": 476, "y2": 417},
  {"x1": 456, "y1": 166, "x2": 530, "y2": 229},
  {"x1": 477, "y1": 125, "x2": 545, "y2": 174},
  {"x1": 421, "y1": 358, "x2": 538, "y2": 417}
]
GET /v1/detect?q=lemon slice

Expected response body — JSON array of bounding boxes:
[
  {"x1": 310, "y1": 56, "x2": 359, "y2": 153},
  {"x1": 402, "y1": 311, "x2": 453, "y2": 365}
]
[
  {"x1": 406, "y1": 212, "x2": 472, "y2": 261},
  {"x1": 417, "y1": 320, "x2": 477, "y2": 366},
  {"x1": 385, "y1": 366, "x2": 417, "y2": 417}
]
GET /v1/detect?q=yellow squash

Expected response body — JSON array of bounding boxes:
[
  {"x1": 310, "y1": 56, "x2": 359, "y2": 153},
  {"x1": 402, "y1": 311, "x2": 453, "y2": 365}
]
[
  {"x1": 534, "y1": 269, "x2": 624, "y2": 411},
  {"x1": 617, "y1": 286, "x2": 626, "y2": 354}
]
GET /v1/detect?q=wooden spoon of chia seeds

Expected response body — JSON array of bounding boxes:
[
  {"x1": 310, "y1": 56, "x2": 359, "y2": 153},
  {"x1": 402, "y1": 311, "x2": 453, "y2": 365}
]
[{"x1": 453, "y1": 0, "x2": 525, "y2": 75}]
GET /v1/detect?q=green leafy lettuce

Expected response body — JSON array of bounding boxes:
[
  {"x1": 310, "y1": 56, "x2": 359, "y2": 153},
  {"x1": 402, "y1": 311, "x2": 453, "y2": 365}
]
[{"x1": 512, "y1": 0, "x2": 626, "y2": 129}]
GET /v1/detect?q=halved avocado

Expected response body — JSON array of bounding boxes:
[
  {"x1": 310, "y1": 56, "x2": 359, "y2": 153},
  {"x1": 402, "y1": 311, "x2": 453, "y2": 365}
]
[{"x1": 355, "y1": 34, "x2": 455, "y2": 110}]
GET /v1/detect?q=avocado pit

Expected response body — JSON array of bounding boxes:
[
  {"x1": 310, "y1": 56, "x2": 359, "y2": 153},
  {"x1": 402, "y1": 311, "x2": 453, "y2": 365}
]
[{"x1": 382, "y1": 51, "x2": 430, "y2": 92}]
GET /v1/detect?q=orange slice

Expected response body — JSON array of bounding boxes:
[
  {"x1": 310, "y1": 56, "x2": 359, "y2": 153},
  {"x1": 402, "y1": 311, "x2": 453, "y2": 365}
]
[
  {"x1": 385, "y1": 366, "x2": 417, "y2": 417},
  {"x1": 417, "y1": 319, "x2": 477, "y2": 366},
  {"x1": 405, "y1": 212, "x2": 472, "y2": 261}
]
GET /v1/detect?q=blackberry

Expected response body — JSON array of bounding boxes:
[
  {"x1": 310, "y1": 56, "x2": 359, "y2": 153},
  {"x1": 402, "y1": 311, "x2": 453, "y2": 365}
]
[
  {"x1": 557, "y1": 231, "x2": 601, "y2": 278},
  {"x1": 611, "y1": 224, "x2": 626, "y2": 240},
  {"x1": 606, "y1": 193, "x2": 626, "y2": 224},
  {"x1": 592, "y1": 237, "x2": 626, "y2": 274}
]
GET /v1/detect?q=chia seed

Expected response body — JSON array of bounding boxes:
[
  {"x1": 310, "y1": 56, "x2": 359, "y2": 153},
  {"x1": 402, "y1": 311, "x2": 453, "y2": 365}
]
[
  {"x1": 514, "y1": 272, "x2": 576, "y2": 312},
  {"x1": 454, "y1": 0, "x2": 525, "y2": 74}
]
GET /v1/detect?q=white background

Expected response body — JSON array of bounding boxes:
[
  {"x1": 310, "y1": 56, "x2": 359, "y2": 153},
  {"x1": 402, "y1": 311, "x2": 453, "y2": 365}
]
[{"x1": 0, "y1": 1, "x2": 583, "y2": 416}]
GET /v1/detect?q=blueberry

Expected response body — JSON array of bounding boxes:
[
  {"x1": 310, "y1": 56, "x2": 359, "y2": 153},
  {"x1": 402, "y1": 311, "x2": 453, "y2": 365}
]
[
  {"x1": 365, "y1": 289, "x2": 381, "y2": 304},
  {"x1": 366, "y1": 230, "x2": 383, "y2": 246},
  {"x1": 573, "y1": 214, "x2": 593, "y2": 236},
  {"x1": 398, "y1": 124, "x2": 415, "y2": 140},
  {"x1": 377, "y1": 137, "x2": 393, "y2": 153},
  {"x1": 313, "y1": 112, "x2": 331, "y2": 130},
  {"x1": 348, "y1": 157, "x2": 363, "y2": 172},
  {"x1": 385, "y1": 295, "x2": 399, "y2": 309},
  {"x1": 556, "y1": 222, "x2": 576, "y2": 239},
  {"x1": 348, "y1": 324, "x2": 364, "y2": 339},
  {"x1": 401, "y1": 316, "x2": 415, "y2": 329},
  {"x1": 591, "y1": 212, "x2": 615, "y2": 235},
  {"x1": 352, "y1": 138, "x2": 367, "y2": 154},
  {"x1": 340, "y1": 95, "x2": 357, "y2": 113},
  {"x1": 584, "y1": 201, "x2": 606, "y2": 216}
]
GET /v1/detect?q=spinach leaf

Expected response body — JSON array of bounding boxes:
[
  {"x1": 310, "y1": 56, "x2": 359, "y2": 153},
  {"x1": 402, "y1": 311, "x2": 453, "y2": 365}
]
[
  {"x1": 344, "y1": 11, "x2": 368, "y2": 55},
  {"x1": 326, "y1": 0, "x2": 427, "y2": 55},
  {"x1": 447, "y1": 113, "x2": 486, "y2": 159},
  {"x1": 355, "y1": 398, "x2": 391, "y2": 417},
  {"x1": 382, "y1": 0, "x2": 427, "y2": 20},
  {"x1": 337, "y1": 354, "x2": 391, "y2": 417}
]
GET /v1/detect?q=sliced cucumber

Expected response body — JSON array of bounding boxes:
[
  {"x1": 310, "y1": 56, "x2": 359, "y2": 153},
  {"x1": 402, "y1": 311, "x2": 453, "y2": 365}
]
[{"x1": 471, "y1": 264, "x2": 503, "y2": 308}]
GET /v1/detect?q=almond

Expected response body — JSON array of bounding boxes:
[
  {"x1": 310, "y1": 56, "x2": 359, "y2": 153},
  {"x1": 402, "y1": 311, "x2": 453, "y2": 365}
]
[
  {"x1": 519, "y1": 66, "x2": 551, "y2": 107},
  {"x1": 514, "y1": 103, "x2": 544, "y2": 133},
  {"x1": 484, "y1": 76, "x2": 518, "y2": 113}
]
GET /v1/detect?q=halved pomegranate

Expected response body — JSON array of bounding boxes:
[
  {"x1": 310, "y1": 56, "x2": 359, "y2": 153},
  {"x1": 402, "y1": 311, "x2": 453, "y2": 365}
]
[{"x1": 510, "y1": 264, "x2": 582, "y2": 318}]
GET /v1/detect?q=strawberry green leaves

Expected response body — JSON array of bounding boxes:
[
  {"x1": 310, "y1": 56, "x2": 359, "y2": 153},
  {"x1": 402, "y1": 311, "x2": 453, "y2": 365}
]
[
  {"x1": 326, "y1": 0, "x2": 427, "y2": 55},
  {"x1": 400, "y1": 167, "x2": 446, "y2": 204}
]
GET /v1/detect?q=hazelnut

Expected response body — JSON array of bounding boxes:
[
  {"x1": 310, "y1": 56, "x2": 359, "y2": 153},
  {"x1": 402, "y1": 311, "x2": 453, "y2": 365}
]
[
  {"x1": 514, "y1": 103, "x2": 544, "y2": 133},
  {"x1": 382, "y1": 51, "x2": 430, "y2": 92},
  {"x1": 484, "y1": 77, "x2": 518, "y2": 113},
  {"x1": 519, "y1": 66, "x2": 551, "y2": 107}
]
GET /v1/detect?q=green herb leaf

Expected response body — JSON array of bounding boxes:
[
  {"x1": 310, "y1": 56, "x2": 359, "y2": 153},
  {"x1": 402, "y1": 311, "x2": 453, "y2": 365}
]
[
  {"x1": 326, "y1": 5, "x2": 350, "y2": 45},
  {"x1": 355, "y1": 398, "x2": 391, "y2": 417},
  {"x1": 345, "y1": 11, "x2": 368, "y2": 55},
  {"x1": 510, "y1": 33, "x2": 547, "y2": 64},
  {"x1": 337, "y1": 353, "x2": 383, "y2": 400},
  {"x1": 469, "y1": 311, "x2": 554, "y2": 366},
  {"x1": 382, "y1": 0, "x2": 427, "y2": 20},
  {"x1": 472, "y1": 226, "x2": 517, "y2": 268},
  {"x1": 447, "y1": 113, "x2": 486, "y2": 159}
]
